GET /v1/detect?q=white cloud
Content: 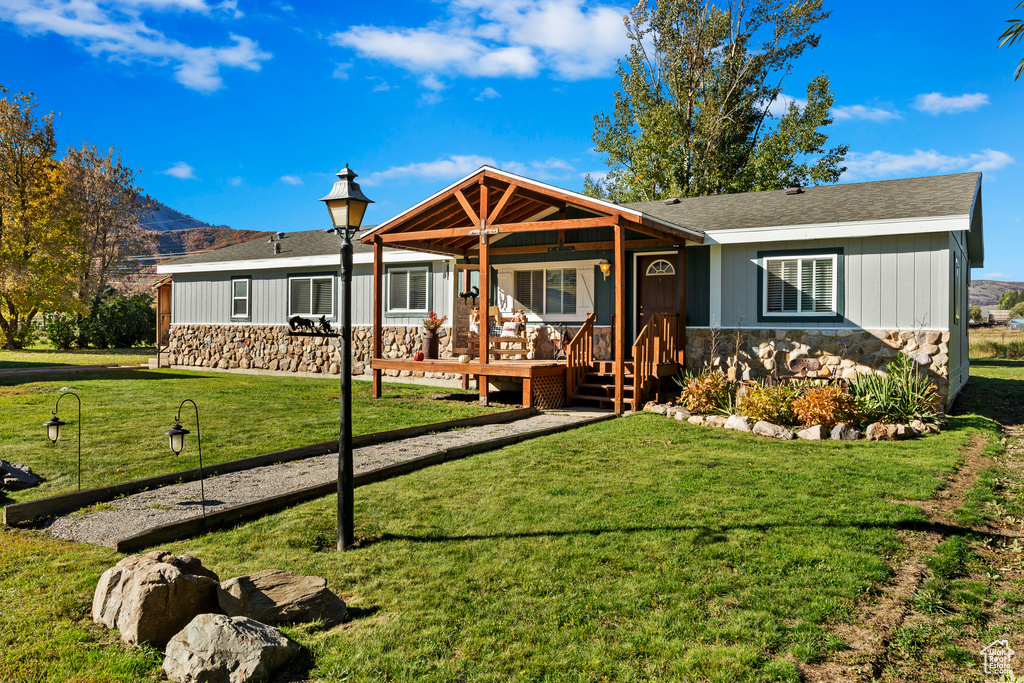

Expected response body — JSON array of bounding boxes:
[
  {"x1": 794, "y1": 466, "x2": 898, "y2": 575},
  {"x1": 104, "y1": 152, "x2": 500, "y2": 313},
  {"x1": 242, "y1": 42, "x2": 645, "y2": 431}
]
[
  {"x1": 843, "y1": 149, "x2": 1014, "y2": 181},
  {"x1": 332, "y1": 62, "x2": 352, "y2": 80},
  {"x1": 227, "y1": 176, "x2": 243, "y2": 186},
  {"x1": 983, "y1": 272, "x2": 1017, "y2": 280},
  {"x1": 367, "y1": 76, "x2": 393, "y2": 92},
  {"x1": 420, "y1": 73, "x2": 446, "y2": 91},
  {"x1": 161, "y1": 161, "x2": 197, "y2": 179},
  {"x1": 330, "y1": 0, "x2": 629, "y2": 82},
  {"x1": 361, "y1": 154, "x2": 576, "y2": 185},
  {"x1": 832, "y1": 104, "x2": 900, "y2": 121},
  {"x1": 0, "y1": 0, "x2": 271, "y2": 92},
  {"x1": 913, "y1": 92, "x2": 990, "y2": 115},
  {"x1": 477, "y1": 86, "x2": 501, "y2": 100},
  {"x1": 280, "y1": 175, "x2": 303, "y2": 185},
  {"x1": 766, "y1": 94, "x2": 806, "y2": 117}
]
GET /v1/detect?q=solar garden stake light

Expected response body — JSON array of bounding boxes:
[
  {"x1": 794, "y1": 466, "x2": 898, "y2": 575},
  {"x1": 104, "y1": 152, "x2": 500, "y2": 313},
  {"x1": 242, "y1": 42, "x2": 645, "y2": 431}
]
[
  {"x1": 320, "y1": 163, "x2": 374, "y2": 551},
  {"x1": 43, "y1": 391, "x2": 81, "y2": 490},
  {"x1": 165, "y1": 398, "x2": 207, "y2": 519}
]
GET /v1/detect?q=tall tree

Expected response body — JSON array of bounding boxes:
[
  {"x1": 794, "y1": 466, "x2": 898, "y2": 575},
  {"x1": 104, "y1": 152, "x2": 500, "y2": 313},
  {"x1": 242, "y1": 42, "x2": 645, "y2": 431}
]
[
  {"x1": 61, "y1": 143, "x2": 155, "y2": 308},
  {"x1": 586, "y1": 0, "x2": 847, "y2": 202},
  {"x1": 999, "y1": 1, "x2": 1024, "y2": 80},
  {"x1": 0, "y1": 87, "x2": 79, "y2": 349}
]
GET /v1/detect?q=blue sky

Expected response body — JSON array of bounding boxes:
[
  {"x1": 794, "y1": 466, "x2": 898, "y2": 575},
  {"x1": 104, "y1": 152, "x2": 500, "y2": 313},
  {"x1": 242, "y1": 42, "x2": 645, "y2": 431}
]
[{"x1": 1, "y1": 0, "x2": 1021, "y2": 280}]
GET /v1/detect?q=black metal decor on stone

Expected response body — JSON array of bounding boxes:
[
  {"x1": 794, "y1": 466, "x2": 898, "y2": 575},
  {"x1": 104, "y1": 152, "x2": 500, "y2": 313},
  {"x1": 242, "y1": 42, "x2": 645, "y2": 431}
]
[{"x1": 288, "y1": 315, "x2": 338, "y2": 338}]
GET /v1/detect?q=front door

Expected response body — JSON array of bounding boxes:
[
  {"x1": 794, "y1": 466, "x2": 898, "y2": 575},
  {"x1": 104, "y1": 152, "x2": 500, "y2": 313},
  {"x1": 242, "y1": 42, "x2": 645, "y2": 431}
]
[{"x1": 636, "y1": 253, "x2": 680, "y2": 336}]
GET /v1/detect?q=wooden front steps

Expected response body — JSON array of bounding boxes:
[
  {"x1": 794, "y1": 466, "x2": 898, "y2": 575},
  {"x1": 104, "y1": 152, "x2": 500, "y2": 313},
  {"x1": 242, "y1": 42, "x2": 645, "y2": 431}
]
[{"x1": 570, "y1": 362, "x2": 635, "y2": 408}]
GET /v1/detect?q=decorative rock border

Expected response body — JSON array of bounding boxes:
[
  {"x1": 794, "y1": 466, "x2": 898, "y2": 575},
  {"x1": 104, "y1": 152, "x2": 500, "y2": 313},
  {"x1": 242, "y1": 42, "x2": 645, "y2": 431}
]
[{"x1": 642, "y1": 401, "x2": 945, "y2": 442}]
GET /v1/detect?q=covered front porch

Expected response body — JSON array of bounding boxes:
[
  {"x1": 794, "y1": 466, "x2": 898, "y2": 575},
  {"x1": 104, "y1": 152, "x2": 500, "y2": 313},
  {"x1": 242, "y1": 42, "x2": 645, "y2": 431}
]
[{"x1": 360, "y1": 167, "x2": 704, "y2": 414}]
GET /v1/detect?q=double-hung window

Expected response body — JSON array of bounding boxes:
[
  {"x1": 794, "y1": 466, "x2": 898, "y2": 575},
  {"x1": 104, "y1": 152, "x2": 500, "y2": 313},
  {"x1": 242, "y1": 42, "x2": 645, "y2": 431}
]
[
  {"x1": 230, "y1": 277, "x2": 250, "y2": 320},
  {"x1": 289, "y1": 275, "x2": 334, "y2": 318},
  {"x1": 388, "y1": 266, "x2": 429, "y2": 314},
  {"x1": 513, "y1": 268, "x2": 577, "y2": 316},
  {"x1": 760, "y1": 251, "x2": 841, "y2": 320}
]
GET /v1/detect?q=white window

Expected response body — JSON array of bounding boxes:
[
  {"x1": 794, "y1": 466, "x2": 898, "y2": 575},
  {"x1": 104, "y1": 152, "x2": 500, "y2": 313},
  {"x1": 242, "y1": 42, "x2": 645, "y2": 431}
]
[
  {"x1": 388, "y1": 267, "x2": 429, "y2": 313},
  {"x1": 289, "y1": 275, "x2": 334, "y2": 317},
  {"x1": 646, "y1": 259, "x2": 676, "y2": 276},
  {"x1": 495, "y1": 260, "x2": 595, "y2": 323},
  {"x1": 763, "y1": 254, "x2": 837, "y2": 316},
  {"x1": 231, "y1": 278, "x2": 249, "y2": 319}
]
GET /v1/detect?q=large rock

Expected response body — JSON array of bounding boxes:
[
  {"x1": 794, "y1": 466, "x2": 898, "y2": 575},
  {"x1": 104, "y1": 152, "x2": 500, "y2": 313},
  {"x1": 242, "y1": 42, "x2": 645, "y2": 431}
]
[
  {"x1": 752, "y1": 421, "x2": 796, "y2": 440},
  {"x1": 865, "y1": 422, "x2": 888, "y2": 441},
  {"x1": 724, "y1": 414, "x2": 754, "y2": 432},
  {"x1": 0, "y1": 460, "x2": 43, "y2": 491},
  {"x1": 704, "y1": 415, "x2": 728, "y2": 428},
  {"x1": 830, "y1": 423, "x2": 861, "y2": 441},
  {"x1": 163, "y1": 614, "x2": 300, "y2": 683},
  {"x1": 218, "y1": 569, "x2": 347, "y2": 626},
  {"x1": 797, "y1": 425, "x2": 829, "y2": 440},
  {"x1": 92, "y1": 550, "x2": 219, "y2": 647}
]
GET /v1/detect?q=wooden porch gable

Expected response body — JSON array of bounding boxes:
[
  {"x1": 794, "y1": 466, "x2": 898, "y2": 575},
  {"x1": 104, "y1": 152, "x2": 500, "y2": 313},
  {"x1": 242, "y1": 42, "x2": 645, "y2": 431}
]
[{"x1": 360, "y1": 165, "x2": 704, "y2": 414}]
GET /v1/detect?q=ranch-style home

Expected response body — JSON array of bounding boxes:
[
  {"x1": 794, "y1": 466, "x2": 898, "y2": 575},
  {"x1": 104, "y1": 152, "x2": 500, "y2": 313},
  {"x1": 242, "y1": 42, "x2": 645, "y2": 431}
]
[{"x1": 156, "y1": 166, "x2": 982, "y2": 414}]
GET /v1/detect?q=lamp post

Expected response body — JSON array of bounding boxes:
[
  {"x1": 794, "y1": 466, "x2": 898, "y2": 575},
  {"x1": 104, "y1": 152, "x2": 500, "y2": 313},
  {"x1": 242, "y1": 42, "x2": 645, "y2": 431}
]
[
  {"x1": 164, "y1": 399, "x2": 207, "y2": 519},
  {"x1": 43, "y1": 391, "x2": 81, "y2": 490},
  {"x1": 320, "y1": 164, "x2": 374, "y2": 551}
]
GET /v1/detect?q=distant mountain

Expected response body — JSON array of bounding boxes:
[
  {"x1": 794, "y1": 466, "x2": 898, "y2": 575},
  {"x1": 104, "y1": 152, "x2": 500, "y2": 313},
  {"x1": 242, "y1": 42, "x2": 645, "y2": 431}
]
[
  {"x1": 140, "y1": 200, "x2": 272, "y2": 257},
  {"x1": 970, "y1": 280, "x2": 1024, "y2": 307}
]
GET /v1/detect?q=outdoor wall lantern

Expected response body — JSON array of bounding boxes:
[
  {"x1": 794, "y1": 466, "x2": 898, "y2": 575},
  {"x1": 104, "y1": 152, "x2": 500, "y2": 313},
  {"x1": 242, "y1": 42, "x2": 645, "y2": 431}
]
[
  {"x1": 43, "y1": 391, "x2": 81, "y2": 490},
  {"x1": 320, "y1": 163, "x2": 374, "y2": 551},
  {"x1": 599, "y1": 259, "x2": 611, "y2": 280},
  {"x1": 164, "y1": 398, "x2": 207, "y2": 519}
]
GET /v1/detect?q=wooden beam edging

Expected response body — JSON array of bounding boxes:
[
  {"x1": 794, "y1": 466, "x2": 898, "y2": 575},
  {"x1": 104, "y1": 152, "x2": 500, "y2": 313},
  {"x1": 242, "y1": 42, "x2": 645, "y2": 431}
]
[
  {"x1": 3, "y1": 407, "x2": 538, "y2": 526},
  {"x1": 113, "y1": 411, "x2": 616, "y2": 553}
]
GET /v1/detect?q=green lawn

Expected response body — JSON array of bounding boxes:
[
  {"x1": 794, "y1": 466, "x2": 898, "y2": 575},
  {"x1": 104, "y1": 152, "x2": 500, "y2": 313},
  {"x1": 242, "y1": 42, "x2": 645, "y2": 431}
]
[
  {"x1": 0, "y1": 345, "x2": 157, "y2": 369},
  {"x1": 0, "y1": 369, "x2": 505, "y2": 502},
  {"x1": 1, "y1": 362, "x2": 1007, "y2": 682}
]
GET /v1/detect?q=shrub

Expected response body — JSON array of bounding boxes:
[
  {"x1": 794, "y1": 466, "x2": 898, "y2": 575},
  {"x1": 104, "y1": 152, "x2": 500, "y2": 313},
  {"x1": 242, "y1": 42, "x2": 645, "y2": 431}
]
[
  {"x1": 44, "y1": 313, "x2": 78, "y2": 350},
  {"x1": 739, "y1": 383, "x2": 800, "y2": 425},
  {"x1": 81, "y1": 293, "x2": 156, "y2": 348},
  {"x1": 792, "y1": 386, "x2": 861, "y2": 429},
  {"x1": 848, "y1": 353, "x2": 939, "y2": 424},
  {"x1": 679, "y1": 371, "x2": 735, "y2": 414}
]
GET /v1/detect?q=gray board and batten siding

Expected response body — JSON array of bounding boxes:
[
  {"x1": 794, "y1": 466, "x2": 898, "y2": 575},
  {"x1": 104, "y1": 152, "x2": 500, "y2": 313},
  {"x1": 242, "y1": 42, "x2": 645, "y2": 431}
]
[
  {"x1": 170, "y1": 263, "x2": 451, "y2": 328},
  {"x1": 713, "y1": 232, "x2": 951, "y2": 331}
]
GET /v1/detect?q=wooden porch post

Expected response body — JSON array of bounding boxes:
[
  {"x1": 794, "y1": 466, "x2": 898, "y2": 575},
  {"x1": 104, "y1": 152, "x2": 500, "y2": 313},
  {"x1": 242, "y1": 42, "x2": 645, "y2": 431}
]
[
  {"x1": 372, "y1": 236, "x2": 383, "y2": 398},
  {"x1": 477, "y1": 182, "x2": 490, "y2": 406},
  {"x1": 678, "y1": 244, "x2": 687, "y2": 366},
  {"x1": 614, "y1": 217, "x2": 626, "y2": 415}
]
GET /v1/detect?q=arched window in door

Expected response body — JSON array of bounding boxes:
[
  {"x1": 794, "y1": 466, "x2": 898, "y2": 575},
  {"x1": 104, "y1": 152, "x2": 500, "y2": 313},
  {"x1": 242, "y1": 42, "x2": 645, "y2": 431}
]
[{"x1": 645, "y1": 259, "x2": 676, "y2": 276}]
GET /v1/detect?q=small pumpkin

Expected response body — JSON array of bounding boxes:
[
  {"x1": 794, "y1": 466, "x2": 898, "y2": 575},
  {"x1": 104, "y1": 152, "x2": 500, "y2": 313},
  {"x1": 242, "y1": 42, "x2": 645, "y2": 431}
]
[
  {"x1": 458, "y1": 354, "x2": 471, "y2": 363},
  {"x1": 413, "y1": 351, "x2": 425, "y2": 361}
]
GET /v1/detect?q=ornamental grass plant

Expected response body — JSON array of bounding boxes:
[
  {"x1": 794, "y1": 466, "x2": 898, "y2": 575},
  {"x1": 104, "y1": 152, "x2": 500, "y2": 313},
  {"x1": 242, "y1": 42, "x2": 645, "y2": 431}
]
[{"x1": 848, "y1": 353, "x2": 940, "y2": 424}]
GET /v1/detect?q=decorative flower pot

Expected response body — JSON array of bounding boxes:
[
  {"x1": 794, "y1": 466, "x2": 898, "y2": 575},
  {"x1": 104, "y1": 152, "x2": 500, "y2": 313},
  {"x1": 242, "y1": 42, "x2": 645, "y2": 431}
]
[{"x1": 422, "y1": 330, "x2": 439, "y2": 359}]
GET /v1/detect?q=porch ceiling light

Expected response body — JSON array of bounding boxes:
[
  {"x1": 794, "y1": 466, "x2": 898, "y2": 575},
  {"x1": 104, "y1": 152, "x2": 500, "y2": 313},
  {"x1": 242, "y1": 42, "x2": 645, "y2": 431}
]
[
  {"x1": 165, "y1": 422, "x2": 190, "y2": 455},
  {"x1": 43, "y1": 414, "x2": 65, "y2": 443},
  {"x1": 320, "y1": 164, "x2": 375, "y2": 238},
  {"x1": 599, "y1": 259, "x2": 611, "y2": 280}
]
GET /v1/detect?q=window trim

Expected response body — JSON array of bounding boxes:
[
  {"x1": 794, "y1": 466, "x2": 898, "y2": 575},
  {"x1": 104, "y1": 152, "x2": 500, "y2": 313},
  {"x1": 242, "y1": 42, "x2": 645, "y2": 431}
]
[
  {"x1": 646, "y1": 259, "x2": 676, "y2": 276},
  {"x1": 287, "y1": 272, "x2": 336, "y2": 320},
  {"x1": 952, "y1": 251, "x2": 961, "y2": 325},
  {"x1": 385, "y1": 264, "x2": 432, "y2": 316},
  {"x1": 756, "y1": 248, "x2": 844, "y2": 323},
  {"x1": 230, "y1": 276, "x2": 251, "y2": 322},
  {"x1": 494, "y1": 259, "x2": 598, "y2": 324}
]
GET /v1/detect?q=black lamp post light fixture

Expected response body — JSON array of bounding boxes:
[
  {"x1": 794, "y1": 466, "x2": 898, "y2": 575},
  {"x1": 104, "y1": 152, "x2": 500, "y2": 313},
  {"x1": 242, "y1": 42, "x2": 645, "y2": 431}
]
[
  {"x1": 320, "y1": 163, "x2": 373, "y2": 551},
  {"x1": 165, "y1": 398, "x2": 207, "y2": 519},
  {"x1": 43, "y1": 391, "x2": 82, "y2": 490}
]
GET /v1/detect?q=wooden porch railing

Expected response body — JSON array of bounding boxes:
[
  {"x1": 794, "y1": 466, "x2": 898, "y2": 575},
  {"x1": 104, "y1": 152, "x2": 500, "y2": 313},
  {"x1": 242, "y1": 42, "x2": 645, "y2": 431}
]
[
  {"x1": 631, "y1": 313, "x2": 679, "y2": 410},
  {"x1": 564, "y1": 312, "x2": 596, "y2": 399}
]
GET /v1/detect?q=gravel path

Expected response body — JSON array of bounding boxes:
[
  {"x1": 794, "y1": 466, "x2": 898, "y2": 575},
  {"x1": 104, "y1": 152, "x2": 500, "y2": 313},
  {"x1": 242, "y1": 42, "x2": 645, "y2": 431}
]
[{"x1": 40, "y1": 409, "x2": 609, "y2": 548}]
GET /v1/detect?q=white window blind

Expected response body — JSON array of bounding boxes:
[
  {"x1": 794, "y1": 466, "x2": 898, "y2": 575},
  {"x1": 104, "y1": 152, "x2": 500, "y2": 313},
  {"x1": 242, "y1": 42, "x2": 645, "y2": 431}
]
[
  {"x1": 514, "y1": 270, "x2": 544, "y2": 314},
  {"x1": 289, "y1": 276, "x2": 334, "y2": 317},
  {"x1": 765, "y1": 255, "x2": 836, "y2": 315},
  {"x1": 388, "y1": 268, "x2": 429, "y2": 312}
]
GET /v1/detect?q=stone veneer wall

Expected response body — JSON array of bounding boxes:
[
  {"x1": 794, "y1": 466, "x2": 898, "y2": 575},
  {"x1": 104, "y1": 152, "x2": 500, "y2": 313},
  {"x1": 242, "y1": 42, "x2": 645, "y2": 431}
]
[
  {"x1": 165, "y1": 323, "x2": 615, "y2": 380},
  {"x1": 684, "y1": 327, "x2": 954, "y2": 405}
]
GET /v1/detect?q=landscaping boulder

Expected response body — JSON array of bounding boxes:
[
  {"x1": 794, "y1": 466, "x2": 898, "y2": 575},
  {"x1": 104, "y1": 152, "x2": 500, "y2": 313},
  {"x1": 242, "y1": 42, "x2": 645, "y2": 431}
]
[
  {"x1": 163, "y1": 614, "x2": 299, "y2": 683},
  {"x1": 674, "y1": 410, "x2": 690, "y2": 421},
  {"x1": 865, "y1": 422, "x2": 888, "y2": 441},
  {"x1": 92, "y1": 550, "x2": 220, "y2": 647},
  {"x1": 705, "y1": 415, "x2": 729, "y2": 428},
  {"x1": 218, "y1": 569, "x2": 347, "y2": 626},
  {"x1": 797, "y1": 425, "x2": 829, "y2": 441},
  {"x1": 724, "y1": 415, "x2": 754, "y2": 432},
  {"x1": 644, "y1": 402, "x2": 668, "y2": 415},
  {"x1": 687, "y1": 415, "x2": 706, "y2": 426},
  {"x1": 830, "y1": 423, "x2": 861, "y2": 441},
  {"x1": 752, "y1": 421, "x2": 796, "y2": 440},
  {"x1": 0, "y1": 460, "x2": 43, "y2": 491}
]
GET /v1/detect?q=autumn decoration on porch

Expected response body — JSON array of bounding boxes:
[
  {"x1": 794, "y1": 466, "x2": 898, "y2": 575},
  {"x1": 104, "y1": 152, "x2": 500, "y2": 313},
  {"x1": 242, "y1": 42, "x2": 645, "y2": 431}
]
[{"x1": 421, "y1": 310, "x2": 448, "y2": 359}]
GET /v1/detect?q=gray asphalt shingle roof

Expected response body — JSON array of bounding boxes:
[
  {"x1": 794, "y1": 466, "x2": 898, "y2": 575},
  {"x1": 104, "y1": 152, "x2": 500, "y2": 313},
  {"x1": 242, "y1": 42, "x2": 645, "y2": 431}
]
[
  {"x1": 160, "y1": 227, "x2": 378, "y2": 266},
  {"x1": 625, "y1": 173, "x2": 981, "y2": 234}
]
